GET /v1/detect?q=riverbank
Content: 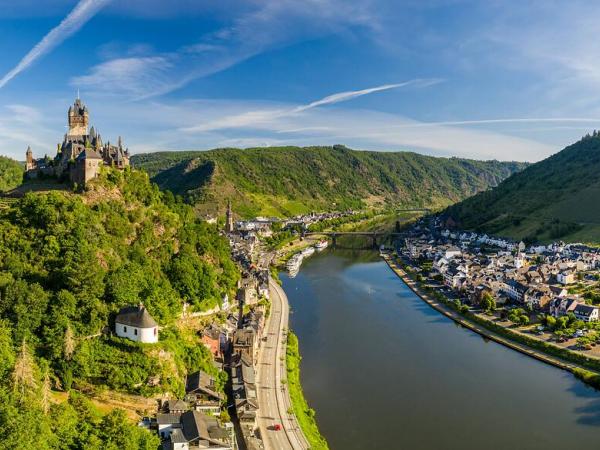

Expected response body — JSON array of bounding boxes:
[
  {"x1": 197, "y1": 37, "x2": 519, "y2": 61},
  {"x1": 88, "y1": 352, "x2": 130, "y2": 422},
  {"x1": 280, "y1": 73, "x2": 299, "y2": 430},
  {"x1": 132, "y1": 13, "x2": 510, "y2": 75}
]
[
  {"x1": 286, "y1": 331, "x2": 330, "y2": 450},
  {"x1": 381, "y1": 253, "x2": 600, "y2": 387}
]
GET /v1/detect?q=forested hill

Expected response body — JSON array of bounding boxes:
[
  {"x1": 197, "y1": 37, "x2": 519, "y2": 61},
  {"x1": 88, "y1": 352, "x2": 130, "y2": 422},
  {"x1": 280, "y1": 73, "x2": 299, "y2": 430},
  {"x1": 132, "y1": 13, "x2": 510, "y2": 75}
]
[
  {"x1": 131, "y1": 146, "x2": 528, "y2": 218},
  {"x1": 0, "y1": 156, "x2": 23, "y2": 192},
  {"x1": 0, "y1": 169, "x2": 238, "y2": 448},
  {"x1": 445, "y1": 133, "x2": 600, "y2": 243}
]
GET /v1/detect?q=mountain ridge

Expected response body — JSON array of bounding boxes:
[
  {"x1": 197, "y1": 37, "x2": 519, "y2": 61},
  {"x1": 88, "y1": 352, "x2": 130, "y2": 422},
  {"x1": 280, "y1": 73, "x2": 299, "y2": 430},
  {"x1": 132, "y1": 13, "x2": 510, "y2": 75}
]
[
  {"x1": 131, "y1": 145, "x2": 528, "y2": 218},
  {"x1": 445, "y1": 133, "x2": 600, "y2": 243}
]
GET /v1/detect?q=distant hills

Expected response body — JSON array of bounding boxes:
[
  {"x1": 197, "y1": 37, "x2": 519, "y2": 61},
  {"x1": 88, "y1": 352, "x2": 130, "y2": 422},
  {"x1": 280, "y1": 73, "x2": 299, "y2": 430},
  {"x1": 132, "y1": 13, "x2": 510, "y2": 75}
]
[
  {"x1": 131, "y1": 146, "x2": 527, "y2": 218},
  {"x1": 445, "y1": 134, "x2": 600, "y2": 243}
]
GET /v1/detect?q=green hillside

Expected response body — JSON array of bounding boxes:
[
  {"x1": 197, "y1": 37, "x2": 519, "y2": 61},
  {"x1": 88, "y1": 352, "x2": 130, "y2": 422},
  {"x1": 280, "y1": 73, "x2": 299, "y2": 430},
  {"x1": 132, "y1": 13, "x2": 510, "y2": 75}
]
[
  {"x1": 445, "y1": 133, "x2": 600, "y2": 243},
  {"x1": 132, "y1": 146, "x2": 527, "y2": 218},
  {"x1": 0, "y1": 156, "x2": 24, "y2": 192},
  {"x1": 0, "y1": 168, "x2": 238, "y2": 447}
]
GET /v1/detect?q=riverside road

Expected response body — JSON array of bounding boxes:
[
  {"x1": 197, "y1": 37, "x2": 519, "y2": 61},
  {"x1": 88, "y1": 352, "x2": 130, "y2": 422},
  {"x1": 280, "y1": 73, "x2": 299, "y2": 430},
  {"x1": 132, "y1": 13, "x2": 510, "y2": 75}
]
[{"x1": 256, "y1": 278, "x2": 309, "y2": 450}]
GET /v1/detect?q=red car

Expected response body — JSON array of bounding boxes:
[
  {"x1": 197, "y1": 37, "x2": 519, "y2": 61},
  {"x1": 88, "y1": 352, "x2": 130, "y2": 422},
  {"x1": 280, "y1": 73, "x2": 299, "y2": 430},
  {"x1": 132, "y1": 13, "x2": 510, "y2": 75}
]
[{"x1": 272, "y1": 424, "x2": 282, "y2": 431}]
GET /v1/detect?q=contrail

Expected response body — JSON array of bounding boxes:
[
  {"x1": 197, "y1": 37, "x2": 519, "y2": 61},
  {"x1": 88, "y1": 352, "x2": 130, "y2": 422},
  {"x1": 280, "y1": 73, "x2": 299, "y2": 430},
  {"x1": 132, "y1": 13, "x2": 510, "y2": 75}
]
[
  {"x1": 0, "y1": 0, "x2": 112, "y2": 89},
  {"x1": 292, "y1": 78, "x2": 443, "y2": 113},
  {"x1": 392, "y1": 118, "x2": 600, "y2": 128},
  {"x1": 181, "y1": 79, "x2": 443, "y2": 133}
]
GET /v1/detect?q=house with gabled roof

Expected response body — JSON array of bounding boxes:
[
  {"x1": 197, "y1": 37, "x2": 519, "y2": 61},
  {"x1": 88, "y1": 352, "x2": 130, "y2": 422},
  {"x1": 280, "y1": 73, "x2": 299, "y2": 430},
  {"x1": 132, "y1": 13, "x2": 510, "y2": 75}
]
[{"x1": 115, "y1": 304, "x2": 158, "y2": 343}]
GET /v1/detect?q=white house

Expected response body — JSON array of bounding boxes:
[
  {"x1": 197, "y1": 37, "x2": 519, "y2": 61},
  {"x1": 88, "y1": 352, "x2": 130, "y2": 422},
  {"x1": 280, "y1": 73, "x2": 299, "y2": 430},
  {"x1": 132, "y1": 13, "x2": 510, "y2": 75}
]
[
  {"x1": 557, "y1": 271, "x2": 576, "y2": 285},
  {"x1": 115, "y1": 304, "x2": 159, "y2": 343},
  {"x1": 444, "y1": 247, "x2": 462, "y2": 260},
  {"x1": 574, "y1": 304, "x2": 600, "y2": 322},
  {"x1": 514, "y1": 253, "x2": 526, "y2": 269}
]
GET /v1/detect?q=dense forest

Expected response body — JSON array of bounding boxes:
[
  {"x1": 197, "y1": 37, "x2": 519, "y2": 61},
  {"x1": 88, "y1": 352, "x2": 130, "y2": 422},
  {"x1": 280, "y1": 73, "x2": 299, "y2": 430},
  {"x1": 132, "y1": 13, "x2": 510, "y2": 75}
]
[
  {"x1": 132, "y1": 145, "x2": 528, "y2": 218},
  {"x1": 445, "y1": 133, "x2": 600, "y2": 243},
  {"x1": 0, "y1": 156, "x2": 23, "y2": 192},
  {"x1": 0, "y1": 168, "x2": 238, "y2": 447}
]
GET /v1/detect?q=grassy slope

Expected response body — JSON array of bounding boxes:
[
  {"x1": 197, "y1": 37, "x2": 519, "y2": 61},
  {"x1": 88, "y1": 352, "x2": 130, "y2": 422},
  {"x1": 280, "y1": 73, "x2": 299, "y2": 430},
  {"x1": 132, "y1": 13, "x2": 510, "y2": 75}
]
[
  {"x1": 286, "y1": 331, "x2": 329, "y2": 450},
  {"x1": 132, "y1": 146, "x2": 527, "y2": 219},
  {"x1": 446, "y1": 134, "x2": 600, "y2": 243}
]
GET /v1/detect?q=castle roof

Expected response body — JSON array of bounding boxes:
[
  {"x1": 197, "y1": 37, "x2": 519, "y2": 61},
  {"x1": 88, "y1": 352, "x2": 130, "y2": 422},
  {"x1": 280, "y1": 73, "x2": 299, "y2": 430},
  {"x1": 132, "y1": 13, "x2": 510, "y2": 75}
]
[{"x1": 76, "y1": 148, "x2": 102, "y2": 161}]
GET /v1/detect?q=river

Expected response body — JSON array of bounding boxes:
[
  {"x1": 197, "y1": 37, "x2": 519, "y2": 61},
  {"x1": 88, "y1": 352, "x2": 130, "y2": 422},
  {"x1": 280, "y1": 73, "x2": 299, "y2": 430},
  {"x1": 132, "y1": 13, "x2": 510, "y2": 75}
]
[{"x1": 280, "y1": 248, "x2": 600, "y2": 450}]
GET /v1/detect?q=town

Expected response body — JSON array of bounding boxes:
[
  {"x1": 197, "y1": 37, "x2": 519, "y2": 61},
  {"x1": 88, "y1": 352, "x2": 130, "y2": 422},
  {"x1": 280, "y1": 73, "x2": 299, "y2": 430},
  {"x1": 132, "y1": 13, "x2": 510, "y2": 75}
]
[
  {"x1": 122, "y1": 201, "x2": 351, "y2": 450},
  {"x1": 398, "y1": 216, "x2": 600, "y2": 353}
]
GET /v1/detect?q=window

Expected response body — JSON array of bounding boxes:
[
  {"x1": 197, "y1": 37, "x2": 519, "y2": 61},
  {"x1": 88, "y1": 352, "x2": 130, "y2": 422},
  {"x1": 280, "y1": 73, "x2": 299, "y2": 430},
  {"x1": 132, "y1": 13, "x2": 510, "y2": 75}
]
[
  {"x1": 123, "y1": 326, "x2": 127, "y2": 333},
  {"x1": 154, "y1": 328, "x2": 157, "y2": 336},
  {"x1": 134, "y1": 329, "x2": 138, "y2": 336}
]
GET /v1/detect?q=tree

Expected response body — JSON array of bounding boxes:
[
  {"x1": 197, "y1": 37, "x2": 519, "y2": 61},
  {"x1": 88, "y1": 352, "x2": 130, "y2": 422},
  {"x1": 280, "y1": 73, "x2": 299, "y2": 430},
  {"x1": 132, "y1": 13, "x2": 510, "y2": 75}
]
[
  {"x1": 519, "y1": 315, "x2": 530, "y2": 326},
  {"x1": 546, "y1": 315, "x2": 557, "y2": 329},
  {"x1": 480, "y1": 292, "x2": 496, "y2": 312},
  {"x1": 41, "y1": 367, "x2": 51, "y2": 415},
  {"x1": 13, "y1": 340, "x2": 37, "y2": 402},
  {"x1": 556, "y1": 316, "x2": 569, "y2": 329},
  {"x1": 64, "y1": 325, "x2": 75, "y2": 361}
]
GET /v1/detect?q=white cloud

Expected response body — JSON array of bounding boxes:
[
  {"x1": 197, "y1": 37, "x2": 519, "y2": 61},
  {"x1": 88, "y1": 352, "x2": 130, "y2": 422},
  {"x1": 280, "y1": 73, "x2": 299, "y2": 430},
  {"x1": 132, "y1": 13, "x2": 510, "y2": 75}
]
[
  {"x1": 0, "y1": 104, "x2": 55, "y2": 156},
  {"x1": 0, "y1": 0, "x2": 112, "y2": 89},
  {"x1": 72, "y1": 56, "x2": 175, "y2": 99},
  {"x1": 71, "y1": 0, "x2": 379, "y2": 99},
  {"x1": 183, "y1": 80, "x2": 442, "y2": 133},
  {"x1": 0, "y1": 95, "x2": 564, "y2": 163}
]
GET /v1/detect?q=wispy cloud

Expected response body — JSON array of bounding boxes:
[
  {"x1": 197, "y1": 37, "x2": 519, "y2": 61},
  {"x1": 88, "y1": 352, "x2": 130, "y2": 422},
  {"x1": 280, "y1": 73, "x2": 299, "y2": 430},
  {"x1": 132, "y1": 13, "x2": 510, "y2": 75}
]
[
  {"x1": 391, "y1": 117, "x2": 600, "y2": 128},
  {"x1": 0, "y1": 96, "x2": 562, "y2": 163},
  {"x1": 71, "y1": 0, "x2": 378, "y2": 99},
  {"x1": 0, "y1": 0, "x2": 112, "y2": 90},
  {"x1": 183, "y1": 80, "x2": 442, "y2": 133}
]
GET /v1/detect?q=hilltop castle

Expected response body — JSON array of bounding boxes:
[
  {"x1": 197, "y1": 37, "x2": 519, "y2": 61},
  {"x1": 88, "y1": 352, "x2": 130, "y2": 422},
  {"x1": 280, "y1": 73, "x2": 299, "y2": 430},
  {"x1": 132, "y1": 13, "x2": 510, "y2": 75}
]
[{"x1": 25, "y1": 97, "x2": 130, "y2": 186}]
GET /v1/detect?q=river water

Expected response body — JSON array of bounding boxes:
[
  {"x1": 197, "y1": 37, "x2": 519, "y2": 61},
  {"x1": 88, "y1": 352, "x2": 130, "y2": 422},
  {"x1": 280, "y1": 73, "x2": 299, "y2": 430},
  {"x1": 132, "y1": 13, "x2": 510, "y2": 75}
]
[{"x1": 280, "y1": 248, "x2": 600, "y2": 450}]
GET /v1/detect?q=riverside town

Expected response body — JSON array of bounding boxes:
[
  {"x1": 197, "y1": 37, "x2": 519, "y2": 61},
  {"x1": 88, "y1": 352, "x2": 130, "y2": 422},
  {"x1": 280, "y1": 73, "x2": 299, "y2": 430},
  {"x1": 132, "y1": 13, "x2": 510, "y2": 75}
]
[{"x1": 4, "y1": 2, "x2": 600, "y2": 450}]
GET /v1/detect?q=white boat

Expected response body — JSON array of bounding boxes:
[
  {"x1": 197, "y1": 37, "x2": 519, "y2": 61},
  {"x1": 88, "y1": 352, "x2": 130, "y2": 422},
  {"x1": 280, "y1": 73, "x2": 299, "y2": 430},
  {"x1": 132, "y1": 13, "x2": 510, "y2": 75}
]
[
  {"x1": 315, "y1": 239, "x2": 328, "y2": 250},
  {"x1": 286, "y1": 254, "x2": 303, "y2": 272},
  {"x1": 301, "y1": 246, "x2": 316, "y2": 257}
]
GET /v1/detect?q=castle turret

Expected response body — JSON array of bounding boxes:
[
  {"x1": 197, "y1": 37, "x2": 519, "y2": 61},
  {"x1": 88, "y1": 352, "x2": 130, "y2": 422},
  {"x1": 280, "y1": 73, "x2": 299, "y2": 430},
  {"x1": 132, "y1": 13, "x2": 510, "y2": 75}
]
[
  {"x1": 67, "y1": 98, "x2": 89, "y2": 137},
  {"x1": 25, "y1": 146, "x2": 35, "y2": 171}
]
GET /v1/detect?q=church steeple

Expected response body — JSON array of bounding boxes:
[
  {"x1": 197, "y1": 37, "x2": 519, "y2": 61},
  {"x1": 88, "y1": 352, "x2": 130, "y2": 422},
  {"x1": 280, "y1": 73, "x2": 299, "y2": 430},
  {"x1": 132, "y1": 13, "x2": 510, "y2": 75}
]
[{"x1": 225, "y1": 200, "x2": 234, "y2": 233}]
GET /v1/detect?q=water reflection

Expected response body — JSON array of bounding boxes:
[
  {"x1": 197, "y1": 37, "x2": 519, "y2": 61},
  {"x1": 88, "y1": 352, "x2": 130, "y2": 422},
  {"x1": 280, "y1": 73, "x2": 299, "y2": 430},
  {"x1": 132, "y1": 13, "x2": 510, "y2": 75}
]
[{"x1": 282, "y1": 249, "x2": 600, "y2": 450}]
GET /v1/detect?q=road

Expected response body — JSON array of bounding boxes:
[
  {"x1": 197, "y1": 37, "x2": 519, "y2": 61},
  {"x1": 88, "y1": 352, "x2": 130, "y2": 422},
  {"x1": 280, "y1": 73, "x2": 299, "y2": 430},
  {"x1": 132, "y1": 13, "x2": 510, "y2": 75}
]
[{"x1": 256, "y1": 278, "x2": 309, "y2": 450}]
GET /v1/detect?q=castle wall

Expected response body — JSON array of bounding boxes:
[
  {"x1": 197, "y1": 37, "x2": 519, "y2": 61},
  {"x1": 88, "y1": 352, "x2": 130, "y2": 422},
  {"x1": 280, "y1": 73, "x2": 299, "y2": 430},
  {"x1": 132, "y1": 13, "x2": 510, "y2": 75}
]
[{"x1": 84, "y1": 159, "x2": 102, "y2": 184}]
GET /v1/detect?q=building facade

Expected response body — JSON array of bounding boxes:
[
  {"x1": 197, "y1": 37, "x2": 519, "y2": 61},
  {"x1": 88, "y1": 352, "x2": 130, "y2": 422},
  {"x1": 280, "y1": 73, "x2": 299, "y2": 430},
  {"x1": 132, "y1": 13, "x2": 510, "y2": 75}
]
[
  {"x1": 25, "y1": 97, "x2": 130, "y2": 186},
  {"x1": 115, "y1": 305, "x2": 159, "y2": 343}
]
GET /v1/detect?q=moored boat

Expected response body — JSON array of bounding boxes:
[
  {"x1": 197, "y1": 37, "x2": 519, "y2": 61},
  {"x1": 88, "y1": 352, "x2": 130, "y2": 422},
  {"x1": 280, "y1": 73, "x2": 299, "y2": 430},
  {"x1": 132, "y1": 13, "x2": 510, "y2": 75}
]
[
  {"x1": 301, "y1": 246, "x2": 316, "y2": 257},
  {"x1": 315, "y1": 239, "x2": 328, "y2": 250}
]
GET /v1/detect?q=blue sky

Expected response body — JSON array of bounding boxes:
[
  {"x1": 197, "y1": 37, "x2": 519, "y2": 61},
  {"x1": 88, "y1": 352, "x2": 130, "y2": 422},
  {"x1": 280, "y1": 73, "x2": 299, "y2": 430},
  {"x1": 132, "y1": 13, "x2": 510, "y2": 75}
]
[{"x1": 1, "y1": 0, "x2": 600, "y2": 162}]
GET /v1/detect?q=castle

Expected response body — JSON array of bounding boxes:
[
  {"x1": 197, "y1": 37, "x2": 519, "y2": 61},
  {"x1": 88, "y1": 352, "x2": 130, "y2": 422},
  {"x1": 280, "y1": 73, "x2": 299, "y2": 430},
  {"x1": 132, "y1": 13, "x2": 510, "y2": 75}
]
[{"x1": 25, "y1": 97, "x2": 130, "y2": 186}]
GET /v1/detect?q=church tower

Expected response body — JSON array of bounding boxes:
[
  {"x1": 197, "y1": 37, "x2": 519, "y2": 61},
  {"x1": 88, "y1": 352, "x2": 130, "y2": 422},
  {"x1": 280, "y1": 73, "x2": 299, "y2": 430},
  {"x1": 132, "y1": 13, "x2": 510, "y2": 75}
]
[
  {"x1": 67, "y1": 97, "x2": 89, "y2": 137},
  {"x1": 225, "y1": 200, "x2": 234, "y2": 233}
]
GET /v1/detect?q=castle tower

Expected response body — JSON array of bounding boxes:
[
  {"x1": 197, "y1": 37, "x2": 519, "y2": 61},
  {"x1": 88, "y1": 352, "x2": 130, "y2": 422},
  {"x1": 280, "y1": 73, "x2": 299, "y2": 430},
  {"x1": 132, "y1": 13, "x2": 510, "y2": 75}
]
[
  {"x1": 25, "y1": 146, "x2": 35, "y2": 171},
  {"x1": 225, "y1": 200, "x2": 234, "y2": 233},
  {"x1": 67, "y1": 98, "x2": 89, "y2": 137}
]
